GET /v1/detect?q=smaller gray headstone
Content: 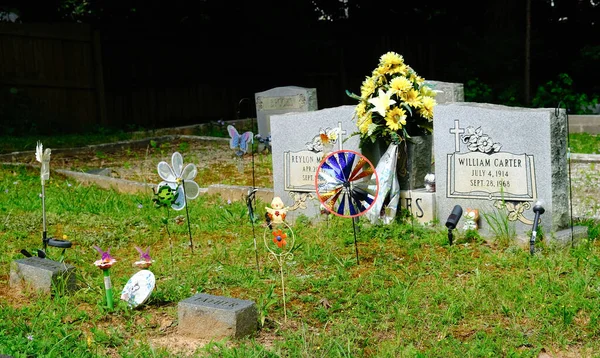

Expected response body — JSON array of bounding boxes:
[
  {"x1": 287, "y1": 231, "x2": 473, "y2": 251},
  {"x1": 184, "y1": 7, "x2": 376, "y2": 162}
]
[
  {"x1": 425, "y1": 80, "x2": 464, "y2": 104},
  {"x1": 178, "y1": 293, "x2": 257, "y2": 339},
  {"x1": 255, "y1": 86, "x2": 318, "y2": 139},
  {"x1": 9, "y1": 257, "x2": 77, "y2": 294}
]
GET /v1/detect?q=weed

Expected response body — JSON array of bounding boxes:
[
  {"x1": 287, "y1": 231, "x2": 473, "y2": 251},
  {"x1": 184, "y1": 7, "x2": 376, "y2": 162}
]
[
  {"x1": 257, "y1": 285, "x2": 278, "y2": 327},
  {"x1": 482, "y1": 203, "x2": 516, "y2": 247}
]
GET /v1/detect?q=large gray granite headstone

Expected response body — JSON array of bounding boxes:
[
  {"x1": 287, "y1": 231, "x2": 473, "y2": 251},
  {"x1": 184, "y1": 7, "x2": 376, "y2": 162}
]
[
  {"x1": 178, "y1": 293, "x2": 257, "y2": 339},
  {"x1": 434, "y1": 102, "x2": 570, "y2": 239},
  {"x1": 270, "y1": 105, "x2": 361, "y2": 222},
  {"x1": 255, "y1": 86, "x2": 318, "y2": 139},
  {"x1": 425, "y1": 80, "x2": 464, "y2": 104},
  {"x1": 9, "y1": 257, "x2": 77, "y2": 294}
]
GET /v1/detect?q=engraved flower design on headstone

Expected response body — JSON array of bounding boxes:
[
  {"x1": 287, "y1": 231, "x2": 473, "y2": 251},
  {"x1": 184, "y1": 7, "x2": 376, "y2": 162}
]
[{"x1": 461, "y1": 126, "x2": 502, "y2": 154}]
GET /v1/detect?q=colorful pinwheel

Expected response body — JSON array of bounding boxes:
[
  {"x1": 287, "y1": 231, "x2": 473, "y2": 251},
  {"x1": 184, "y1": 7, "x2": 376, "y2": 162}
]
[
  {"x1": 316, "y1": 150, "x2": 378, "y2": 218},
  {"x1": 315, "y1": 150, "x2": 379, "y2": 265}
]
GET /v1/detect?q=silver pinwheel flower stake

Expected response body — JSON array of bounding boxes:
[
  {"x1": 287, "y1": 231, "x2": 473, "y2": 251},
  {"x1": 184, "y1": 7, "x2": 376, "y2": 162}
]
[
  {"x1": 156, "y1": 152, "x2": 200, "y2": 254},
  {"x1": 263, "y1": 207, "x2": 295, "y2": 323},
  {"x1": 35, "y1": 141, "x2": 51, "y2": 251}
]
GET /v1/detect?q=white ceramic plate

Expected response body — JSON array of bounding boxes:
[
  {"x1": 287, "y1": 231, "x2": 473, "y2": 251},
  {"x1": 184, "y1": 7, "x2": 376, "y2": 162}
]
[{"x1": 120, "y1": 269, "x2": 155, "y2": 308}]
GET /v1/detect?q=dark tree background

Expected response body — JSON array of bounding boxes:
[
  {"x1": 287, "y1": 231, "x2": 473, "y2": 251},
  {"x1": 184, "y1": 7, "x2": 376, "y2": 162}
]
[{"x1": 1, "y1": 0, "x2": 598, "y2": 131}]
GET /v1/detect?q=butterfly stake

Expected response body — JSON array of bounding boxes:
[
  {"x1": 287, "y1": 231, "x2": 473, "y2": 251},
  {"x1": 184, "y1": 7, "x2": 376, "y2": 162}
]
[
  {"x1": 227, "y1": 125, "x2": 253, "y2": 172},
  {"x1": 93, "y1": 246, "x2": 117, "y2": 310}
]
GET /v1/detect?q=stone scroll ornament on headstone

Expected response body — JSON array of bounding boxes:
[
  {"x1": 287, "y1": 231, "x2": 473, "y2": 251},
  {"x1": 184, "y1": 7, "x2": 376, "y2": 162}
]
[
  {"x1": 315, "y1": 150, "x2": 379, "y2": 265},
  {"x1": 263, "y1": 197, "x2": 295, "y2": 322},
  {"x1": 155, "y1": 152, "x2": 200, "y2": 254}
]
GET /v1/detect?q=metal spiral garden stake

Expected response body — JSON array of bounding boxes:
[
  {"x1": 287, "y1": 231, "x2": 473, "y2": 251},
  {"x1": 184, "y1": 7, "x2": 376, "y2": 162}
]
[{"x1": 263, "y1": 220, "x2": 295, "y2": 323}]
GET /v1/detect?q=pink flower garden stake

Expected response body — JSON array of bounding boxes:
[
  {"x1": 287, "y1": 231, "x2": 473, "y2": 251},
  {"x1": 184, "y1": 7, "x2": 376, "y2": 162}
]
[{"x1": 93, "y1": 246, "x2": 117, "y2": 309}]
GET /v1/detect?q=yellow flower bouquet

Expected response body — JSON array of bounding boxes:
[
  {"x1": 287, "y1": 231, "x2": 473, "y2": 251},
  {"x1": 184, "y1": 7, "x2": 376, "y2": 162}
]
[{"x1": 348, "y1": 51, "x2": 437, "y2": 147}]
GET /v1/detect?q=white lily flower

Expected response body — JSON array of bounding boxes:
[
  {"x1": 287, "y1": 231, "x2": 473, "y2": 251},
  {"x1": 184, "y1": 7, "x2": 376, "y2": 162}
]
[
  {"x1": 35, "y1": 141, "x2": 51, "y2": 181},
  {"x1": 368, "y1": 89, "x2": 396, "y2": 117},
  {"x1": 157, "y1": 152, "x2": 200, "y2": 211}
]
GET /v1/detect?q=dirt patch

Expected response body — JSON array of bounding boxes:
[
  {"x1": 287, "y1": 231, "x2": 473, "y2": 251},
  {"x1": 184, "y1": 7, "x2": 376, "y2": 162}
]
[{"x1": 4, "y1": 136, "x2": 273, "y2": 189}]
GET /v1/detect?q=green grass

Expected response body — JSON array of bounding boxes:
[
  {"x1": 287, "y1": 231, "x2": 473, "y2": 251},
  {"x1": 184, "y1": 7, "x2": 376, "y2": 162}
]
[
  {"x1": 2, "y1": 164, "x2": 600, "y2": 357},
  {"x1": 569, "y1": 133, "x2": 600, "y2": 155},
  {"x1": 0, "y1": 120, "x2": 251, "y2": 155},
  {"x1": 1, "y1": 131, "x2": 598, "y2": 156}
]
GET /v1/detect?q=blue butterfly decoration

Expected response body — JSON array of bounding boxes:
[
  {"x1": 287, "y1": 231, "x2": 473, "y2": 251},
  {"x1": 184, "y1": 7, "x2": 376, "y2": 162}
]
[{"x1": 227, "y1": 125, "x2": 253, "y2": 156}]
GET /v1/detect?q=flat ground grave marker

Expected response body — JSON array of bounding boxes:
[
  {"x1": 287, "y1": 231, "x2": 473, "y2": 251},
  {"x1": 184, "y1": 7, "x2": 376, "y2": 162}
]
[
  {"x1": 9, "y1": 257, "x2": 77, "y2": 294},
  {"x1": 178, "y1": 293, "x2": 257, "y2": 339},
  {"x1": 434, "y1": 102, "x2": 570, "y2": 239}
]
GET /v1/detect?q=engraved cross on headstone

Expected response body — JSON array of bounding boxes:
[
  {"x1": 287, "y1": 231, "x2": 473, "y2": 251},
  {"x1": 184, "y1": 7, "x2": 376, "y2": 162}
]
[
  {"x1": 449, "y1": 119, "x2": 464, "y2": 152},
  {"x1": 337, "y1": 121, "x2": 347, "y2": 151}
]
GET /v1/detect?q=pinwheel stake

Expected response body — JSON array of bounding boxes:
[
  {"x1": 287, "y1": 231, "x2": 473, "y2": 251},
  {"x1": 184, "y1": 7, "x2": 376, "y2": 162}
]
[
  {"x1": 263, "y1": 219, "x2": 295, "y2": 323},
  {"x1": 315, "y1": 150, "x2": 379, "y2": 265},
  {"x1": 153, "y1": 185, "x2": 178, "y2": 265},
  {"x1": 94, "y1": 246, "x2": 117, "y2": 310},
  {"x1": 156, "y1": 152, "x2": 200, "y2": 254}
]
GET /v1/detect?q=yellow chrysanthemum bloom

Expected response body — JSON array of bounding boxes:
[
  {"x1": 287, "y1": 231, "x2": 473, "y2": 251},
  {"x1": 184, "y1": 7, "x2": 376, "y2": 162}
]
[
  {"x1": 390, "y1": 76, "x2": 413, "y2": 95},
  {"x1": 380, "y1": 52, "x2": 404, "y2": 67},
  {"x1": 387, "y1": 64, "x2": 408, "y2": 76},
  {"x1": 358, "y1": 113, "x2": 373, "y2": 134},
  {"x1": 385, "y1": 107, "x2": 407, "y2": 131},
  {"x1": 420, "y1": 85, "x2": 436, "y2": 98},
  {"x1": 355, "y1": 101, "x2": 367, "y2": 117},
  {"x1": 419, "y1": 96, "x2": 436, "y2": 120},
  {"x1": 402, "y1": 88, "x2": 423, "y2": 108},
  {"x1": 360, "y1": 77, "x2": 377, "y2": 98},
  {"x1": 372, "y1": 66, "x2": 388, "y2": 77},
  {"x1": 414, "y1": 75, "x2": 425, "y2": 85}
]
